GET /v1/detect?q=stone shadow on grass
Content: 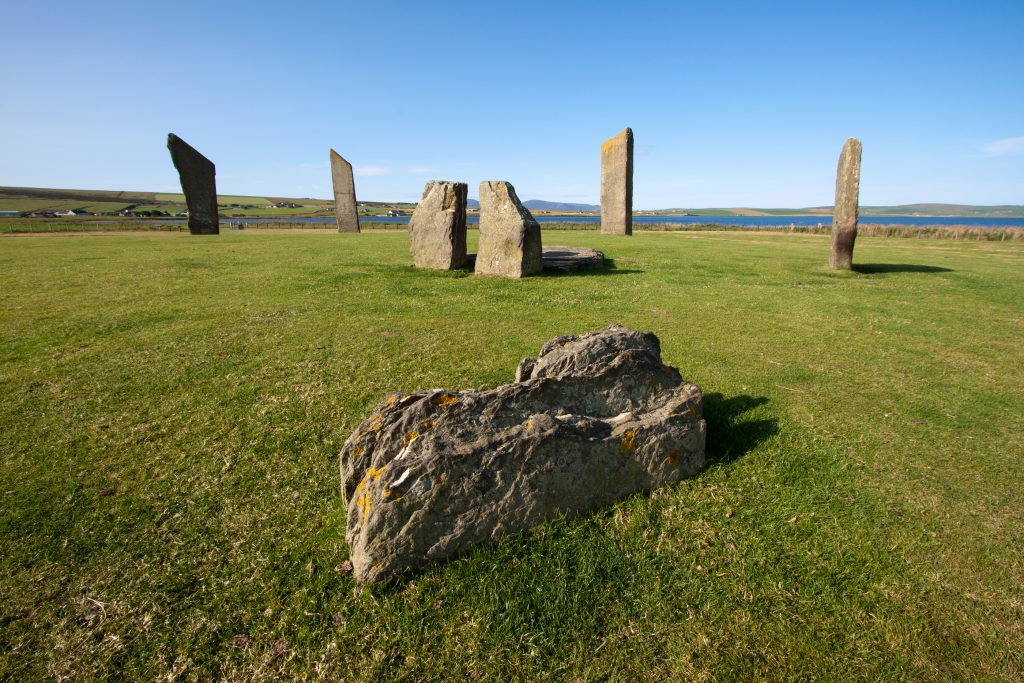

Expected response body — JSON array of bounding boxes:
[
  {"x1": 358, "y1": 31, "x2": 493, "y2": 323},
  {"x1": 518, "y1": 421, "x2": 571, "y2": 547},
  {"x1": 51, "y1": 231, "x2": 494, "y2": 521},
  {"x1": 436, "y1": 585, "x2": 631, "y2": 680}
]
[
  {"x1": 853, "y1": 263, "x2": 953, "y2": 274},
  {"x1": 536, "y1": 257, "x2": 643, "y2": 278},
  {"x1": 702, "y1": 393, "x2": 778, "y2": 467},
  {"x1": 462, "y1": 253, "x2": 641, "y2": 277}
]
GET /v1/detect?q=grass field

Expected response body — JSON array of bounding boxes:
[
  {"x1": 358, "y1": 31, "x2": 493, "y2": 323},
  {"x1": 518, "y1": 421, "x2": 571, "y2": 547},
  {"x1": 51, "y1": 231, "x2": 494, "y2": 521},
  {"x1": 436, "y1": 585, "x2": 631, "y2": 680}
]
[
  {"x1": 0, "y1": 200, "x2": 136, "y2": 214},
  {"x1": 1, "y1": 230, "x2": 1022, "y2": 680},
  {"x1": 153, "y1": 193, "x2": 273, "y2": 205}
]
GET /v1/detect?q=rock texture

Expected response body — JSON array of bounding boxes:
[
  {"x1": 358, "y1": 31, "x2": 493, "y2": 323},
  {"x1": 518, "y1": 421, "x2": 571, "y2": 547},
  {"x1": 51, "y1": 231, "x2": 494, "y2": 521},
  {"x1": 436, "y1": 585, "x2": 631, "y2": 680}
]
[
  {"x1": 600, "y1": 128, "x2": 633, "y2": 235},
  {"x1": 409, "y1": 181, "x2": 468, "y2": 269},
  {"x1": 830, "y1": 137, "x2": 862, "y2": 269},
  {"x1": 541, "y1": 246, "x2": 605, "y2": 272},
  {"x1": 330, "y1": 149, "x2": 360, "y2": 233},
  {"x1": 339, "y1": 324, "x2": 706, "y2": 584},
  {"x1": 167, "y1": 133, "x2": 218, "y2": 235},
  {"x1": 475, "y1": 181, "x2": 543, "y2": 277}
]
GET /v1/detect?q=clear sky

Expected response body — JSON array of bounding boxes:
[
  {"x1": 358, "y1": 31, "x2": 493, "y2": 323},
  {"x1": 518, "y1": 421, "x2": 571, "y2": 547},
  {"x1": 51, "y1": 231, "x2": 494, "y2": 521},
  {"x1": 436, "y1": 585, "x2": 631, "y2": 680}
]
[{"x1": 2, "y1": 0, "x2": 1022, "y2": 208}]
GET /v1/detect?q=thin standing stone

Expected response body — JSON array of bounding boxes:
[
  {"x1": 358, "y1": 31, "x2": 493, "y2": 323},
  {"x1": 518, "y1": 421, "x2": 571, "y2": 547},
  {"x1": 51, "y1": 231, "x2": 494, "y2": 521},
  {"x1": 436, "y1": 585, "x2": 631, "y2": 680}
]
[
  {"x1": 476, "y1": 181, "x2": 542, "y2": 278},
  {"x1": 409, "y1": 181, "x2": 468, "y2": 269},
  {"x1": 830, "y1": 137, "x2": 862, "y2": 269},
  {"x1": 600, "y1": 127, "x2": 633, "y2": 235},
  {"x1": 166, "y1": 133, "x2": 218, "y2": 235},
  {"x1": 330, "y1": 149, "x2": 359, "y2": 233}
]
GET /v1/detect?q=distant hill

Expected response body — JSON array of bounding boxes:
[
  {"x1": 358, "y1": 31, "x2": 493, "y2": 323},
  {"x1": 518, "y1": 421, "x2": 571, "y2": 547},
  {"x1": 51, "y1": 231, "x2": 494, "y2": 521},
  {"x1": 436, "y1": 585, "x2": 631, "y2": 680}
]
[
  {"x1": 2, "y1": 186, "x2": 1021, "y2": 218},
  {"x1": 645, "y1": 204, "x2": 1024, "y2": 218},
  {"x1": 859, "y1": 204, "x2": 1024, "y2": 217},
  {"x1": 465, "y1": 199, "x2": 597, "y2": 212},
  {"x1": 523, "y1": 200, "x2": 600, "y2": 212},
  {"x1": 466, "y1": 199, "x2": 597, "y2": 212}
]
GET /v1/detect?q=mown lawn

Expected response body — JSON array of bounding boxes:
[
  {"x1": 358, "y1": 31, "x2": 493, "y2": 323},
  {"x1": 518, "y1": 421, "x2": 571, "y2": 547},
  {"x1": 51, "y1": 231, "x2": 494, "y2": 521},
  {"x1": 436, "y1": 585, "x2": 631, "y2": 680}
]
[{"x1": 1, "y1": 230, "x2": 1021, "y2": 681}]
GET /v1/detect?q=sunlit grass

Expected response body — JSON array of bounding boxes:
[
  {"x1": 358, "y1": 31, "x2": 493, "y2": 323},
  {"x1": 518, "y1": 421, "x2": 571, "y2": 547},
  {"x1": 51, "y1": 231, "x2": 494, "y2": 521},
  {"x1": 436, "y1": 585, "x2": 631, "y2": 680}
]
[{"x1": 1, "y1": 230, "x2": 1021, "y2": 680}]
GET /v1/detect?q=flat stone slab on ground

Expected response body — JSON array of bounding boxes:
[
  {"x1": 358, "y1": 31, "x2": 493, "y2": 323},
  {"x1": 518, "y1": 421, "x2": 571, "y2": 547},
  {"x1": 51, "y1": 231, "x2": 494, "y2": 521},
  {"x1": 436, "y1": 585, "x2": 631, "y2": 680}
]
[
  {"x1": 339, "y1": 324, "x2": 706, "y2": 584},
  {"x1": 541, "y1": 245, "x2": 605, "y2": 271},
  {"x1": 464, "y1": 246, "x2": 605, "y2": 273}
]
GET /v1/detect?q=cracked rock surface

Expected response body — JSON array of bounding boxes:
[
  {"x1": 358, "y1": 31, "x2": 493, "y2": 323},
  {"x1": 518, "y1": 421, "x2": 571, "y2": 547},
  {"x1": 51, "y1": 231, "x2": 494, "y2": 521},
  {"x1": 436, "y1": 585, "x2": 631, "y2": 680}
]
[{"x1": 339, "y1": 325, "x2": 706, "y2": 583}]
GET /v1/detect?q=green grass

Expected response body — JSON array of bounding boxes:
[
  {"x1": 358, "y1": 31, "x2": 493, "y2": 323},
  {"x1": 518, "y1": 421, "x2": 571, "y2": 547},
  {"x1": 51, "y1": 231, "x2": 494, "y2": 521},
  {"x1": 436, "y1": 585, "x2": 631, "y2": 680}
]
[
  {"x1": 154, "y1": 193, "x2": 273, "y2": 205},
  {"x1": 224, "y1": 206, "x2": 333, "y2": 217},
  {"x1": 0, "y1": 200, "x2": 134, "y2": 213},
  {"x1": 1, "y1": 231, "x2": 1022, "y2": 680}
]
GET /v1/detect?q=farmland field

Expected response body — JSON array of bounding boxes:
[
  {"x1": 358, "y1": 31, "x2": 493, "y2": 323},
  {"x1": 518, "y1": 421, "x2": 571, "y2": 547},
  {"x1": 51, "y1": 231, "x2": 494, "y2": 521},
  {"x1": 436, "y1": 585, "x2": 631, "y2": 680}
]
[
  {"x1": 0, "y1": 200, "x2": 135, "y2": 214},
  {"x1": 154, "y1": 193, "x2": 273, "y2": 205},
  {"x1": 0, "y1": 230, "x2": 1021, "y2": 680}
]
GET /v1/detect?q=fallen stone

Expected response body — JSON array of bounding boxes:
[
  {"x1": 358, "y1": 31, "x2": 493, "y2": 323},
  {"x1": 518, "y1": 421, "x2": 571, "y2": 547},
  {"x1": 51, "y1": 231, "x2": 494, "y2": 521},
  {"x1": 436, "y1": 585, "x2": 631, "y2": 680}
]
[
  {"x1": 600, "y1": 128, "x2": 633, "y2": 235},
  {"x1": 339, "y1": 324, "x2": 706, "y2": 584},
  {"x1": 541, "y1": 245, "x2": 605, "y2": 272},
  {"x1": 464, "y1": 246, "x2": 605, "y2": 272},
  {"x1": 476, "y1": 180, "x2": 543, "y2": 277},
  {"x1": 830, "y1": 137, "x2": 862, "y2": 269},
  {"x1": 409, "y1": 181, "x2": 468, "y2": 269},
  {"x1": 330, "y1": 149, "x2": 360, "y2": 233},
  {"x1": 167, "y1": 133, "x2": 219, "y2": 235}
]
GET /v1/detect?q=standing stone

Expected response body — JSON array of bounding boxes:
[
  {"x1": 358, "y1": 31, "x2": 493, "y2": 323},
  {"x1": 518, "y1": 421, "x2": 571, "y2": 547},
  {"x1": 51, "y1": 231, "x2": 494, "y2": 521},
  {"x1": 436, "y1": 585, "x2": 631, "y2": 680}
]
[
  {"x1": 476, "y1": 181, "x2": 542, "y2": 278},
  {"x1": 409, "y1": 181, "x2": 468, "y2": 269},
  {"x1": 600, "y1": 127, "x2": 633, "y2": 235},
  {"x1": 167, "y1": 133, "x2": 218, "y2": 235},
  {"x1": 330, "y1": 149, "x2": 359, "y2": 233},
  {"x1": 830, "y1": 137, "x2": 862, "y2": 269}
]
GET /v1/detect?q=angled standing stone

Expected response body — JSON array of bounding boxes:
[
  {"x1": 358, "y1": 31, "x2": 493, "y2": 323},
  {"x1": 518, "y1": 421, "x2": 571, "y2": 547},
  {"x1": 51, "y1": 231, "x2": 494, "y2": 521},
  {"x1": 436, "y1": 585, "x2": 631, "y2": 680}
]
[
  {"x1": 600, "y1": 127, "x2": 633, "y2": 235},
  {"x1": 830, "y1": 137, "x2": 862, "y2": 269},
  {"x1": 476, "y1": 181, "x2": 543, "y2": 278},
  {"x1": 167, "y1": 134, "x2": 218, "y2": 235},
  {"x1": 330, "y1": 149, "x2": 359, "y2": 233},
  {"x1": 409, "y1": 181, "x2": 468, "y2": 269}
]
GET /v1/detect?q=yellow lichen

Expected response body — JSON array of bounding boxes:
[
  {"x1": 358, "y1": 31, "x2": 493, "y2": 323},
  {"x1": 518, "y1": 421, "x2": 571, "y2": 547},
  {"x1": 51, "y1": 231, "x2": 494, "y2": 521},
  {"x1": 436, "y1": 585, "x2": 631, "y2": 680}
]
[
  {"x1": 619, "y1": 429, "x2": 636, "y2": 453},
  {"x1": 351, "y1": 446, "x2": 365, "y2": 458},
  {"x1": 431, "y1": 393, "x2": 458, "y2": 409},
  {"x1": 525, "y1": 419, "x2": 533, "y2": 430},
  {"x1": 385, "y1": 395, "x2": 398, "y2": 407},
  {"x1": 355, "y1": 492, "x2": 371, "y2": 520},
  {"x1": 372, "y1": 466, "x2": 388, "y2": 480},
  {"x1": 404, "y1": 431, "x2": 419, "y2": 445},
  {"x1": 421, "y1": 419, "x2": 434, "y2": 430}
]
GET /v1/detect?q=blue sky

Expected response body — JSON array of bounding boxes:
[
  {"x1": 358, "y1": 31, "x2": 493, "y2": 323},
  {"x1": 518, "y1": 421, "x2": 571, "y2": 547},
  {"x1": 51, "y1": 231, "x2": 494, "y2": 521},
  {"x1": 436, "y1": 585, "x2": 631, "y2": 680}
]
[{"x1": 2, "y1": 0, "x2": 1022, "y2": 208}]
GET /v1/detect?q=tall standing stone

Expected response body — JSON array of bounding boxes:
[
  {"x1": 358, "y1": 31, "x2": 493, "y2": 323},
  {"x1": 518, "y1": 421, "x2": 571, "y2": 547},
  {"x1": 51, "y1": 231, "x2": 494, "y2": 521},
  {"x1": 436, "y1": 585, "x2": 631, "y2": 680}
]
[
  {"x1": 409, "y1": 181, "x2": 468, "y2": 269},
  {"x1": 600, "y1": 127, "x2": 633, "y2": 235},
  {"x1": 476, "y1": 181, "x2": 543, "y2": 278},
  {"x1": 166, "y1": 133, "x2": 218, "y2": 235},
  {"x1": 330, "y1": 149, "x2": 360, "y2": 233},
  {"x1": 830, "y1": 137, "x2": 862, "y2": 270}
]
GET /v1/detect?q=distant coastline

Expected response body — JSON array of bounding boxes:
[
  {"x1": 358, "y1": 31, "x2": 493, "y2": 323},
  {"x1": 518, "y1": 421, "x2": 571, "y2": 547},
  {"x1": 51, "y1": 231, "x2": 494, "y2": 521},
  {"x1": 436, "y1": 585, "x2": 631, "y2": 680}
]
[{"x1": 1, "y1": 186, "x2": 1022, "y2": 222}]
